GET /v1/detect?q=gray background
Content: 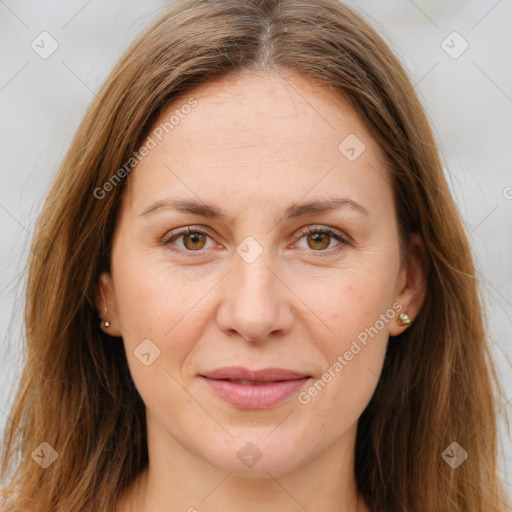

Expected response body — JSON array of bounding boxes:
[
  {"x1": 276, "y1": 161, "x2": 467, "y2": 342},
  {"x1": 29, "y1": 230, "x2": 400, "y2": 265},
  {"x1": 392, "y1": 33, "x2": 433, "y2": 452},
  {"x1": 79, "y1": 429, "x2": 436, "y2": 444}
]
[{"x1": 1, "y1": 0, "x2": 510, "y2": 499}]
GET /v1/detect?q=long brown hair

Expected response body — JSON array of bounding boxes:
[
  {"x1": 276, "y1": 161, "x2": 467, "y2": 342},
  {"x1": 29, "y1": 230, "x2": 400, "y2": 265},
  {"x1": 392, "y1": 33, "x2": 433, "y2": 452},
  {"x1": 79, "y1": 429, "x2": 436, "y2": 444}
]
[{"x1": 1, "y1": 0, "x2": 509, "y2": 510}]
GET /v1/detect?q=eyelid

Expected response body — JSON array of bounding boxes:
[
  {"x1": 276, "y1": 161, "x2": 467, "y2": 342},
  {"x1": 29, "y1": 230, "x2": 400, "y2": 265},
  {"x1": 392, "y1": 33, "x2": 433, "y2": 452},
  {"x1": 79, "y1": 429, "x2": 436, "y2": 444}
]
[{"x1": 295, "y1": 224, "x2": 349, "y2": 243}]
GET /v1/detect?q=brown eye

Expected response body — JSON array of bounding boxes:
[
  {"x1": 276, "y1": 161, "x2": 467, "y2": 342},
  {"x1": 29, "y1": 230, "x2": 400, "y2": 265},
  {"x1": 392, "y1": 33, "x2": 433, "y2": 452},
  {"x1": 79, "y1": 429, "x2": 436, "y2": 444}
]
[
  {"x1": 306, "y1": 232, "x2": 331, "y2": 250},
  {"x1": 164, "y1": 227, "x2": 214, "y2": 255},
  {"x1": 182, "y1": 232, "x2": 207, "y2": 250},
  {"x1": 295, "y1": 226, "x2": 348, "y2": 256}
]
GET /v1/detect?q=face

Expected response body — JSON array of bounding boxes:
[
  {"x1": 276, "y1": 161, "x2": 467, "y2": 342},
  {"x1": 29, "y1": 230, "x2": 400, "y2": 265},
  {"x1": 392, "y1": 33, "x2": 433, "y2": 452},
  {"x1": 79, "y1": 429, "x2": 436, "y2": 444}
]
[{"x1": 98, "y1": 69, "x2": 425, "y2": 478}]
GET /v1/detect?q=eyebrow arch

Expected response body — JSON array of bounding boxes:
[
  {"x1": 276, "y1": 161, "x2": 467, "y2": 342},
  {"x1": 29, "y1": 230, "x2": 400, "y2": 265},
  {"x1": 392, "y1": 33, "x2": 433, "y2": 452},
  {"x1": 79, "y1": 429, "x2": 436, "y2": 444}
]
[{"x1": 139, "y1": 197, "x2": 369, "y2": 220}]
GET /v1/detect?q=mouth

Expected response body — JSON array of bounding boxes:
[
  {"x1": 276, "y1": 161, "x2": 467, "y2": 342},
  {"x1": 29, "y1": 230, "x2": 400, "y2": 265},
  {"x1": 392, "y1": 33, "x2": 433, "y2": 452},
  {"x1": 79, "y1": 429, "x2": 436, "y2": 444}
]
[
  {"x1": 199, "y1": 367, "x2": 312, "y2": 409},
  {"x1": 216, "y1": 379, "x2": 291, "y2": 386}
]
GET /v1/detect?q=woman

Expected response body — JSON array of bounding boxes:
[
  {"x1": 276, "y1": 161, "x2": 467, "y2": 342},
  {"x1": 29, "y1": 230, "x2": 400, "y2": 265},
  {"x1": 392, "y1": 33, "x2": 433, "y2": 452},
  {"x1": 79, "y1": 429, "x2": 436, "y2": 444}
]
[{"x1": 1, "y1": 0, "x2": 509, "y2": 510}]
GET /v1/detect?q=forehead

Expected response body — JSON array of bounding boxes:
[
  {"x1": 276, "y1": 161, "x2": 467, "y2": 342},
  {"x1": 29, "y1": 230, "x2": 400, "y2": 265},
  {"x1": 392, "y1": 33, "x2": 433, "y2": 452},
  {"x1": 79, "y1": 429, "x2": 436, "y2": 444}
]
[{"x1": 124, "y1": 69, "x2": 392, "y2": 218}]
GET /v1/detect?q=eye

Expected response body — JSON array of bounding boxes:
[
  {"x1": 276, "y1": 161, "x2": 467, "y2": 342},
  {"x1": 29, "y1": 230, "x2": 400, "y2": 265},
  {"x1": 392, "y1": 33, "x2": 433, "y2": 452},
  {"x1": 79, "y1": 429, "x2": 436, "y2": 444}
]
[
  {"x1": 162, "y1": 225, "x2": 349, "y2": 258},
  {"x1": 294, "y1": 225, "x2": 349, "y2": 255},
  {"x1": 162, "y1": 226, "x2": 216, "y2": 255}
]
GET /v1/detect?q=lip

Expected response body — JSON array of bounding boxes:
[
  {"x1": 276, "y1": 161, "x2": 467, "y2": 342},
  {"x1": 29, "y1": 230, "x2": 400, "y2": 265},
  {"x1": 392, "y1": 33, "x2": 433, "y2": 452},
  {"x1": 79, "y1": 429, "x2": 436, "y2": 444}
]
[{"x1": 199, "y1": 366, "x2": 311, "y2": 409}]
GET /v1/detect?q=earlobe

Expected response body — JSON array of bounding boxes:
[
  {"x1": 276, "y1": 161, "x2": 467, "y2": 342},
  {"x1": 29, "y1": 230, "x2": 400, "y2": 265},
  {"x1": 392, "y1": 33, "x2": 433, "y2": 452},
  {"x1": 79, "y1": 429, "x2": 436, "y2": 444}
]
[
  {"x1": 95, "y1": 271, "x2": 122, "y2": 337},
  {"x1": 389, "y1": 232, "x2": 428, "y2": 337}
]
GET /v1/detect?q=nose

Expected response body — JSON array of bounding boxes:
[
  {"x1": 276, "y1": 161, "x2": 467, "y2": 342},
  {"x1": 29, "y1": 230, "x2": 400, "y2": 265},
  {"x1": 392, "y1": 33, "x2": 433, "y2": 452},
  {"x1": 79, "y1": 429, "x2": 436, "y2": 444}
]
[{"x1": 215, "y1": 250, "x2": 294, "y2": 342}]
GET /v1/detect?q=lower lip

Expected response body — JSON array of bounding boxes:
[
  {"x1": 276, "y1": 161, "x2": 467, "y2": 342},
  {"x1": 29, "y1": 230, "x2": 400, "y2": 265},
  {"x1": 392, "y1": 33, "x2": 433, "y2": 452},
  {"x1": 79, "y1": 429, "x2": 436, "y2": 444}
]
[{"x1": 201, "y1": 377, "x2": 311, "y2": 409}]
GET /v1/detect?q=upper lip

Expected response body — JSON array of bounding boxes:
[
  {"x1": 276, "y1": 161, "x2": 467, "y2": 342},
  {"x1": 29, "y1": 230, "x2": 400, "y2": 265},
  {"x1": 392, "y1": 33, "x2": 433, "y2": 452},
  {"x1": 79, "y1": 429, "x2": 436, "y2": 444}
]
[{"x1": 200, "y1": 366, "x2": 311, "y2": 382}]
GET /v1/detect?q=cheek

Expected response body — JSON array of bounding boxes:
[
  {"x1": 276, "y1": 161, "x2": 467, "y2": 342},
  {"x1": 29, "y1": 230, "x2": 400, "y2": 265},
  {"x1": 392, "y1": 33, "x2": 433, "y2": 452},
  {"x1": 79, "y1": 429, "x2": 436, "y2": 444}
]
[
  {"x1": 109, "y1": 251, "x2": 201, "y2": 395},
  {"x1": 296, "y1": 312, "x2": 389, "y2": 446},
  {"x1": 291, "y1": 264, "x2": 395, "y2": 421},
  {"x1": 113, "y1": 262, "x2": 204, "y2": 426},
  {"x1": 113, "y1": 248, "x2": 205, "y2": 338},
  {"x1": 293, "y1": 258, "x2": 397, "y2": 346}
]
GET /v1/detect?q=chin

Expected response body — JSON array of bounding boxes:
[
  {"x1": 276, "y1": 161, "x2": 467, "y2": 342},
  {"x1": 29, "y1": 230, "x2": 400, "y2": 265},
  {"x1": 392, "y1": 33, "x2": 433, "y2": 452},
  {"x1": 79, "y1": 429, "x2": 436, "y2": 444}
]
[{"x1": 199, "y1": 430, "x2": 312, "y2": 478}]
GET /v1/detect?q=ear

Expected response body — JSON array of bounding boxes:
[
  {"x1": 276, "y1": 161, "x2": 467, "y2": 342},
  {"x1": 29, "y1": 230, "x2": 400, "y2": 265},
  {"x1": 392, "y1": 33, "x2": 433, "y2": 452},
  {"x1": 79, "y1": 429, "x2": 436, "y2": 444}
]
[
  {"x1": 95, "y1": 271, "x2": 123, "y2": 337},
  {"x1": 389, "y1": 232, "x2": 428, "y2": 336}
]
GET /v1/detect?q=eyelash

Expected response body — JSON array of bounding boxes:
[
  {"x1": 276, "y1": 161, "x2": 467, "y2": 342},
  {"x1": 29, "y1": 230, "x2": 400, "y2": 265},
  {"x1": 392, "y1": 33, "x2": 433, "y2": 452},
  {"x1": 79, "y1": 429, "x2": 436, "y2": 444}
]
[{"x1": 162, "y1": 225, "x2": 349, "y2": 258}]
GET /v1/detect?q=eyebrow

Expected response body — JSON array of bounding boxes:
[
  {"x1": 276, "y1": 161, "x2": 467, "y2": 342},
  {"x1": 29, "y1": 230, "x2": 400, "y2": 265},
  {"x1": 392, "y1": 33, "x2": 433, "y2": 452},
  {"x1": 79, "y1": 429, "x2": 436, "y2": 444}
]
[{"x1": 139, "y1": 197, "x2": 369, "y2": 221}]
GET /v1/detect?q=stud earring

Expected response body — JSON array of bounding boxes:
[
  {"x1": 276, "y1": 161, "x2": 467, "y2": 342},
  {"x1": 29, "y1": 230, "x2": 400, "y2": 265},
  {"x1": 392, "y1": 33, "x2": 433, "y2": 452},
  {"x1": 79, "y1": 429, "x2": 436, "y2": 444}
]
[
  {"x1": 398, "y1": 312, "x2": 411, "y2": 326},
  {"x1": 101, "y1": 304, "x2": 110, "y2": 328}
]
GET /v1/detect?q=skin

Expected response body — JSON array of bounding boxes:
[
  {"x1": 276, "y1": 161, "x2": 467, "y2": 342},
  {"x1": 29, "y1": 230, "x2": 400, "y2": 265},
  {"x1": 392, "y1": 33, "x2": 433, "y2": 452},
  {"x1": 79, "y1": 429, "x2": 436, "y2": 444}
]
[{"x1": 97, "y1": 69, "x2": 426, "y2": 512}]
